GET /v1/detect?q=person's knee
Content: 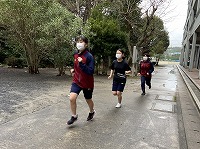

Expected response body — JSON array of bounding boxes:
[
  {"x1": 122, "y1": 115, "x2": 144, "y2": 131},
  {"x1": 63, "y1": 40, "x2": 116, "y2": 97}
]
[
  {"x1": 85, "y1": 98, "x2": 93, "y2": 102},
  {"x1": 69, "y1": 93, "x2": 77, "y2": 103},
  {"x1": 112, "y1": 91, "x2": 117, "y2": 96},
  {"x1": 69, "y1": 97, "x2": 76, "y2": 103},
  {"x1": 117, "y1": 91, "x2": 122, "y2": 96},
  {"x1": 141, "y1": 82, "x2": 145, "y2": 86},
  {"x1": 141, "y1": 80, "x2": 145, "y2": 84}
]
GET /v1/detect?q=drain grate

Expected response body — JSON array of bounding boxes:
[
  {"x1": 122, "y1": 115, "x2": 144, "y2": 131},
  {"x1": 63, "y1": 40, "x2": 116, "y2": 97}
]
[
  {"x1": 151, "y1": 102, "x2": 176, "y2": 113},
  {"x1": 155, "y1": 95, "x2": 175, "y2": 102}
]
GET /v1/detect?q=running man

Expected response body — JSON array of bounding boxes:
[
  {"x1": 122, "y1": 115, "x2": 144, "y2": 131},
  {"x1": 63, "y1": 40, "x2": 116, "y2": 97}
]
[
  {"x1": 108, "y1": 49, "x2": 131, "y2": 108},
  {"x1": 67, "y1": 36, "x2": 95, "y2": 125}
]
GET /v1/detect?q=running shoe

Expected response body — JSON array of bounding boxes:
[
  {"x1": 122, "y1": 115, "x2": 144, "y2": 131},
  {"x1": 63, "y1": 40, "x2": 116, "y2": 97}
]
[
  {"x1": 87, "y1": 110, "x2": 96, "y2": 121},
  {"x1": 149, "y1": 83, "x2": 151, "y2": 89},
  {"x1": 115, "y1": 103, "x2": 121, "y2": 108},
  {"x1": 67, "y1": 115, "x2": 78, "y2": 125}
]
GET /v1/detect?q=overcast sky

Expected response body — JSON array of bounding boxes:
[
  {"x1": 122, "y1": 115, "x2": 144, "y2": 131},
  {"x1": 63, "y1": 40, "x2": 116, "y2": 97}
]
[{"x1": 163, "y1": 0, "x2": 188, "y2": 47}]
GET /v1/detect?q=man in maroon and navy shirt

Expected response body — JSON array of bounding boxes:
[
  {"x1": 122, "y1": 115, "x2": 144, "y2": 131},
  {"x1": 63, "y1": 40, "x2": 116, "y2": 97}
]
[
  {"x1": 138, "y1": 54, "x2": 154, "y2": 95},
  {"x1": 67, "y1": 36, "x2": 95, "y2": 125}
]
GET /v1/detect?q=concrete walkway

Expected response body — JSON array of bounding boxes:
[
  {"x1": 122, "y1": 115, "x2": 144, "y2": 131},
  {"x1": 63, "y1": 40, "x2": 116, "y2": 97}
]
[{"x1": 0, "y1": 63, "x2": 194, "y2": 149}]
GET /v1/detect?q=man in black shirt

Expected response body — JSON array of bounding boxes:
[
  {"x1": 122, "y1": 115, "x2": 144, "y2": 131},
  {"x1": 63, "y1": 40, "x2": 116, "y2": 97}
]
[{"x1": 108, "y1": 49, "x2": 131, "y2": 108}]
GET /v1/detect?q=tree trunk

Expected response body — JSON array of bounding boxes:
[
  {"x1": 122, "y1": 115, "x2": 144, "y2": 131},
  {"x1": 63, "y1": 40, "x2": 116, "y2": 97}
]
[
  {"x1": 28, "y1": 65, "x2": 39, "y2": 74},
  {"x1": 28, "y1": 56, "x2": 39, "y2": 74},
  {"x1": 57, "y1": 66, "x2": 65, "y2": 76},
  {"x1": 101, "y1": 57, "x2": 109, "y2": 75},
  {"x1": 127, "y1": 31, "x2": 133, "y2": 65},
  {"x1": 25, "y1": 46, "x2": 40, "y2": 74}
]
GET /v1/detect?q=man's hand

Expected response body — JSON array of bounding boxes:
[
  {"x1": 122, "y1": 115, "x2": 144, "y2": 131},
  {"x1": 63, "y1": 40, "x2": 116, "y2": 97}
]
[
  {"x1": 70, "y1": 69, "x2": 75, "y2": 76},
  {"x1": 108, "y1": 75, "x2": 112, "y2": 79},
  {"x1": 125, "y1": 71, "x2": 131, "y2": 74},
  {"x1": 70, "y1": 69, "x2": 74, "y2": 73},
  {"x1": 77, "y1": 57, "x2": 83, "y2": 62},
  {"x1": 137, "y1": 73, "x2": 141, "y2": 76}
]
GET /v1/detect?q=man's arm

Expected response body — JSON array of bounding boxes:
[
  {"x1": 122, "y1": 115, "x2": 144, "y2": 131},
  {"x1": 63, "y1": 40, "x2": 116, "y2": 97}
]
[{"x1": 78, "y1": 55, "x2": 94, "y2": 75}]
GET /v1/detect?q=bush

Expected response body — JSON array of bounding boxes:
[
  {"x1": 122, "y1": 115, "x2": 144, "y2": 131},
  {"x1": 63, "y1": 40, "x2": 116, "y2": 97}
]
[
  {"x1": 5, "y1": 56, "x2": 27, "y2": 68},
  {"x1": 0, "y1": 51, "x2": 7, "y2": 63},
  {"x1": 39, "y1": 58, "x2": 54, "y2": 68}
]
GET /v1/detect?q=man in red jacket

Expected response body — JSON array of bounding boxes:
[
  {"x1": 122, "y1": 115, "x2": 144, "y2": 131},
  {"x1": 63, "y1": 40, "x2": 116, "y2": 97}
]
[
  {"x1": 67, "y1": 36, "x2": 95, "y2": 125},
  {"x1": 138, "y1": 54, "x2": 154, "y2": 95}
]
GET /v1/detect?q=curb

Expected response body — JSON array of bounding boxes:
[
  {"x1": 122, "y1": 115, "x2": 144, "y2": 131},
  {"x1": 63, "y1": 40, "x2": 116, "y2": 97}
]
[{"x1": 177, "y1": 65, "x2": 200, "y2": 111}]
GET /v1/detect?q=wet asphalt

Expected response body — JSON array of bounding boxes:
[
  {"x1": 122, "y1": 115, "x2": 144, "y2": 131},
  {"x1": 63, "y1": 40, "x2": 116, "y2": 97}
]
[{"x1": 0, "y1": 64, "x2": 188, "y2": 149}]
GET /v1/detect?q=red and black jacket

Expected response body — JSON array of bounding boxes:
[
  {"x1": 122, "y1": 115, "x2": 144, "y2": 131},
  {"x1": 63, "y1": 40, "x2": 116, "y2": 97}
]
[
  {"x1": 139, "y1": 60, "x2": 154, "y2": 77},
  {"x1": 73, "y1": 50, "x2": 94, "y2": 88}
]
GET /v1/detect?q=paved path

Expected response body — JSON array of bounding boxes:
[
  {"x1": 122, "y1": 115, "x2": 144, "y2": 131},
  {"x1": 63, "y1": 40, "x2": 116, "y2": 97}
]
[{"x1": 0, "y1": 64, "x2": 187, "y2": 149}]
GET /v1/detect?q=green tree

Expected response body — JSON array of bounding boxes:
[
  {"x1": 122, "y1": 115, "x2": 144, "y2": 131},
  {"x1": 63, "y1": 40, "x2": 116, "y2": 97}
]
[
  {"x1": 88, "y1": 3, "x2": 127, "y2": 74},
  {"x1": 141, "y1": 16, "x2": 169, "y2": 56},
  {"x1": 0, "y1": 25, "x2": 26, "y2": 67},
  {"x1": 105, "y1": 0, "x2": 170, "y2": 62},
  {"x1": 0, "y1": 0, "x2": 80, "y2": 74},
  {"x1": 106, "y1": 0, "x2": 142, "y2": 64},
  {"x1": 59, "y1": 0, "x2": 104, "y2": 26},
  {"x1": 39, "y1": 2, "x2": 82, "y2": 75}
]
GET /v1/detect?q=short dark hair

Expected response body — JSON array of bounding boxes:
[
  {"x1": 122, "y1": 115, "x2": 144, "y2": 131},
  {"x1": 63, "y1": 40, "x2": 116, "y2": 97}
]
[
  {"x1": 117, "y1": 49, "x2": 125, "y2": 54},
  {"x1": 143, "y1": 53, "x2": 150, "y2": 57},
  {"x1": 75, "y1": 35, "x2": 88, "y2": 44}
]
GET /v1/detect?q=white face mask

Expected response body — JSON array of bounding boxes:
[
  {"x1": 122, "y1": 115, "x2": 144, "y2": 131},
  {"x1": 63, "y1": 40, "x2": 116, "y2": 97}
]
[
  {"x1": 143, "y1": 56, "x2": 148, "y2": 61},
  {"x1": 76, "y1": 43, "x2": 85, "y2": 51},
  {"x1": 116, "y1": 54, "x2": 122, "y2": 59}
]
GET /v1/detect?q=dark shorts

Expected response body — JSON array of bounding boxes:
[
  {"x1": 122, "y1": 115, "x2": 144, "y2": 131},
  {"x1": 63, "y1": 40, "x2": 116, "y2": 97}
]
[
  {"x1": 70, "y1": 82, "x2": 93, "y2": 99},
  {"x1": 112, "y1": 81, "x2": 126, "y2": 92}
]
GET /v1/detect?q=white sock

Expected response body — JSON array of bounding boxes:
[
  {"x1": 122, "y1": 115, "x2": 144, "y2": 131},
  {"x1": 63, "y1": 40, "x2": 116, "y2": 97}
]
[{"x1": 72, "y1": 115, "x2": 77, "y2": 118}]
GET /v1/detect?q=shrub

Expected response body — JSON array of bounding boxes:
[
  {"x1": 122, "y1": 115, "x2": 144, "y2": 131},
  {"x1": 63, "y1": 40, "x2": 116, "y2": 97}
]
[{"x1": 5, "y1": 56, "x2": 27, "y2": 68}]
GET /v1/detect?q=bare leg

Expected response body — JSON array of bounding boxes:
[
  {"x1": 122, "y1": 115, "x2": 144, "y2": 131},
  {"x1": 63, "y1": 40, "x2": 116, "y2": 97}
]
[
  {"x1": 112, "y1": 91, "x2": 117, "y2": 96},
  {"x1": 117, "y1": 91, "x2": 122, "y2": 103},
  {"x1": 86, "y1": 99, "x2": 94, "y2": 113},
  {"x1": 69, "y1": 93, "x2": 78, "y2": 116}
]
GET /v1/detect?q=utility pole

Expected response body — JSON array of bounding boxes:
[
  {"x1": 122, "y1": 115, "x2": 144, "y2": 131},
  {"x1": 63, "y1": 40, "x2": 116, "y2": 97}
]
[
  {"x1": 199, "y1": 69, "x2": 200, "y2": 79},
  {"x1": 132, "y1": 46, "x2": 138, "y2": 76}
]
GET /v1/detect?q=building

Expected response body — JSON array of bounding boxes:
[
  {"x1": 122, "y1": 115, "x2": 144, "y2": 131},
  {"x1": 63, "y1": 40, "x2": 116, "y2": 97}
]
[{"x1": 180, "y1": 0, "x2": 200, "y2": 78}]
